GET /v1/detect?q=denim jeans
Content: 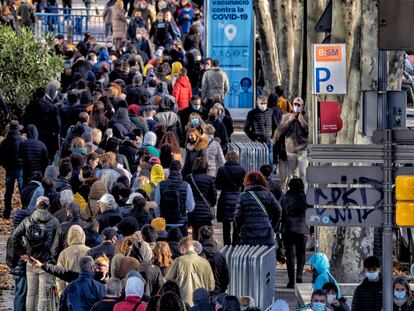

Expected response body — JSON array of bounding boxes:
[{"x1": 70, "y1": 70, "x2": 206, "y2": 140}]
[
  {"x1": 14, "y1": 274, "x2": 27, "y2": 311},
  {"x1": 265, "y1": 141, "x2": 274, "y2": 167},
  {"x1": 26, "y1": 263, "x2": 53, "y2": 311},
  {"x1": 4, "y1": 168, "x2": 23, "y2": 218},
  {"x1": 278, "y1": 150, "x2": 308, "y2": 191}
]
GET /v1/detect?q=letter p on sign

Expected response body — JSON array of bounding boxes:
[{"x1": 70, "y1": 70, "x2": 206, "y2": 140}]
[{"x1": 312, "y1": 44, "x2": 346, "y2": 95}]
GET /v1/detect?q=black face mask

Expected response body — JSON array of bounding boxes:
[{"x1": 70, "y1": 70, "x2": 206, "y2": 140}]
[
  {"x1": 188, "y1": 137, "x2": 197, "y2": 144},
  {"x1": 193, "y1": 15, "x2": 200, "y2": 21},
  {"x1": 95, "y1": 271, "x2": 106, "y2": 281}
]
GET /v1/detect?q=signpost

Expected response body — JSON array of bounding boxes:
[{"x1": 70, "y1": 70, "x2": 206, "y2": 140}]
[
  {"x1": 306, "y1": 208, "x2": 383, "y2": 227},
  {"x1": 319, "y1": 101, "x2": 343, "y2": 134}
]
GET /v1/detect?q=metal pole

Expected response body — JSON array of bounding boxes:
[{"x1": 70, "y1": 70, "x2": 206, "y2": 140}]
[
  {"x1": 383, "y1": 129, "x2": 393, "y2": 311},
  {"x1": 378, "y1": 50, "x2": 388, "y2": 130}
]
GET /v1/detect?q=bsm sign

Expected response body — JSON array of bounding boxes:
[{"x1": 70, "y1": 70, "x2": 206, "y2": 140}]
[{"x1": 312, "y1": 44, "x2": 347, "y2": 95}]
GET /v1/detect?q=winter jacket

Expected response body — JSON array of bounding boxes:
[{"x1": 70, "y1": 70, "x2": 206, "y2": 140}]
[
  {"x1": 308, "y1": 253, "x2": 341, "y2": 298},
  {"x1": 280, "y1": 190, "x2": 309, "y2": 235},
  {"x1": 112, "y1": 7, "x2": 127, "y2": 39},
  {"x1": 20, "y1": 181, "x2": 41, "y2": 209},
  {"x1": 59, "y1": 271, "x2": 106, "y2": 311},
  {"x1": 201, "y1": 240, "x2": 229, "y2": 296},
  {"x1": 112, "y1": 108, "x2": 137, "y2": 140},
  {"x1": 234, "y1": 185, "x2": 282, "y2": 246},
  {"x1": 114, "y1": 296, "x2": 147, "y2": 311},
  {"x1": 91, "y1": 297, "x2": 121, "y2": 311},
  {"x1": 57, "y1": 225, "x2": 90, "y2": 294},
  {"x1": 18, "y1": 2, "x2": 35, "y2": 27},
  {"x1": 184, "y1": 173, "x2": 217, "y2": 226},
  {"x1": 201, "y1": 67, "x2": 229, "y2": 102},
  {"x1": 11, "y1": 209, "x2": 61, "y2": 262},
  {"x1": 393, "y1": 301, "x2": 414, "y2": 311},
  {"x1": 119, "y1": 140, "x2": 139, "y2": 173},
  {"x1": 351, "y1": 276, "x2": 382, "y2": 311},
  {"x1": 215, "y1": 162, "x2": 246, "y2": 222},
  {"x1": 184, "y1": 34, "x2": 203, "y2": 56},
  {"x1": 179, "y1": 105, "x2": 208, "y2": 133},
  {"x1": 173, "y1": 76, "x2": 192, "y2": 111},
  {"x1": 96, "y1": 209, "x2": 123, "y2": 234},
  {"x1": 244, "y1": 107, "x2": 276, "y2": 142},
  {"x1": 18, "y1": 124, "x2": 49, "y2": 181},
  {"x1": 87, "y1": 241, "x2": 115, "y2": 260},
  {"x1": 154, "y1": 171, "x2": 195, "y2": 225},
  {"x1": 149, "y1": 21, "x2": 176, "y2": 47},
  {"x1": 208, "y1": 117, "x2": 229, "y2": 148},
  {"x1": 138, "y1": 262, "x2": 164, "y2": 296},
  {"x1": 167, "y1": 228, "x2": 183, "y2": 259},
  {"x1": 0, "y1": 130, "x2": 23, "y2": 171},
  {"x1": 182, "y1": 135, "x2": 209, "y2": 178},
  {"x1": 205, "y1": 135, "x2": 225, "y2": 178},
  {"x1": 56, "y1": 176, "x2": 72, "y2": 192},
  {"x1": 128, "y1": 113, "x2": 148, "y2": 134},
  {"x1": 127, "y1": 16, "x2": 146, "y2": 40},
  {"x1": 102, "y1": 4, "x2": 113, "y2": 24},
  {"x1": 274, "y1": 112, "x2": 309, "y2": 153},
  {"x1": 178, "y1": 8, "x2": 193, "y2": 33},
  {"x1": 166, "y1": 250, "x2": 215, "y2": 306},
  {"x1": 94, "y1": 49, "x2": 112, "y2": 71}
]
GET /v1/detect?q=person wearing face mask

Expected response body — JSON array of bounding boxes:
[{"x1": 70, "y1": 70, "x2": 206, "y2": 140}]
[
  {"x1": 309, "y1": 289, "x2": 328, "y2": 311},
  {"x1": 392, "y1": 276, "x2": 414, "y2": 311},
  {"x1": 322, "y1": 282, "x2": 350, "y2": 311},
  {"x1": 244, "y1": 95, "x2": 277, "y2": 165},
  {"x1": 207, "y1": 106, "x2": 229, "y2": 153},
  {"x1": 351, "y1": 256, "x2": 382, "y2": 311},
  {"x1": 179, "y1": 96, "x2": 208, "y2": 133},
  {"x1": 136, "y1": 0, "x2": 153, "y2": 29},
  {"x1": 127, "y1": 10, "x2": 146, "y2": 40},
  {"x1": 149, "y1": 11, "x2": 177, "y2": 50},
  {"x1": 273, "y1": 96, "x2": 308, "y2": 191}
]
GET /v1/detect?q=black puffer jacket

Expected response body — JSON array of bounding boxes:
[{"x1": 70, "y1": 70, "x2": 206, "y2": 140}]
[
  {"x1": 18, "y1": 124, "x2": 49, "y2": 181},
  {"x1": 119, "y1": 140, "x2": 139, "y2": 173},
  {"x1": 185, "y1": 173, "x2": 217, "y2": 226},
  {"x1": 244, "y1": 107, "x2": 275, "y2": 142},
  {"x1": 279, "y1": 190, "x2": 309, "y2": 235},
  {"x1": 0, "y1": 130, "x2": 23, "y2": 171},
  {"x1": 234, "y1": 185, "x2": 282, "y2": 246},
  {"x1": 351, "y1": 277, "x2": 383, "y2": 311},
  {"x1": 20, "y1": 181, "x2": 41, "y2": 209},
  {"x1": 11, "y1": 209, "x2": 61, "y2": 262},
  {"x1": 201, "y1": 240, "x2": 229, "y2": 296},
  {"x1": 215, "y1": 162, "x2": 246, "y2": 222},
  {"x1": 393, "y1": 301, "x2": 414, "y2": 311}
]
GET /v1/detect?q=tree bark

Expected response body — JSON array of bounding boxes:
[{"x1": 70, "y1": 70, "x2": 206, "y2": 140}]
[
  {"x1": 254, "y1": 0, "x2": 282, "y2": 95},
  {"x1": 388, "y1": 51, "x2": 405, "y2": 91},
  {"x1": 291, "y1": 0, "x2": 304, "y2": 97}
]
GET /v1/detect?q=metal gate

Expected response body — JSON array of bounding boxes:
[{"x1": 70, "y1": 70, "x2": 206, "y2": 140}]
[
  {"x1": 227, "y1": 142, "x2": 269, "y2": 172},
  {"x1": 220, "y1": 245, "x2": 276, "y2": 311}
]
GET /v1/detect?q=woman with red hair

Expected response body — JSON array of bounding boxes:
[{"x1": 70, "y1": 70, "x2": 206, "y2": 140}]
[{"x1": 234, "y1": 172, "x2": 282, "y2": 246}]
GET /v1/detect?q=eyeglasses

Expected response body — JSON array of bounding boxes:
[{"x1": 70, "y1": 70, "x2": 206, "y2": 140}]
[{"x1": 95, "y1": 263, "x2": 109, "y2": 267}]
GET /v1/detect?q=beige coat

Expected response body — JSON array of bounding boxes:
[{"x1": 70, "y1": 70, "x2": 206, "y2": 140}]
[
  {"x1": 56, "y1": 225, "x2": 90, "y2": 295},
  {"x1": 111, "y1": 7, "x2": 127, "y2": 39},
  {"x1": 165, "y1": 250, "x2": 215, "y2": 306}
]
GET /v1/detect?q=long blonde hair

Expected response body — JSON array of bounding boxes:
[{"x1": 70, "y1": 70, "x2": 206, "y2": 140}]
[{"x1": 152, "y1": 241, "x2": 173, "y2": 268}]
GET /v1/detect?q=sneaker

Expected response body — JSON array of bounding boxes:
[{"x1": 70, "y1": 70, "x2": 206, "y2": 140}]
[{"x1": 286, "y1": 282, "x2": 295, "y2": 289}]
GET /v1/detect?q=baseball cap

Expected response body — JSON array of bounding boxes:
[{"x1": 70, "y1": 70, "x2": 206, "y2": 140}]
[{"x1": 97, "y1": 193, "x2": 116, "y2": 205}]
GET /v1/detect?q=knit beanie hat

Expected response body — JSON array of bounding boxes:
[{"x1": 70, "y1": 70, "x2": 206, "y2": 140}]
[
  {"x1": 118, "y1": 216, "x2": 139, "y2": 236},
  {"x1": 151, "y1": 218, "x2": 166, "y2": 232},
  {"x1": 193, "y1": 288, "x2": 210, "y2": 305}
]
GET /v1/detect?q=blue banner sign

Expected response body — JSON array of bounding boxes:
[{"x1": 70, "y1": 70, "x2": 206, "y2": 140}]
[{"x1": 206, "y1": 0, "x2": 255, "y2": 109}]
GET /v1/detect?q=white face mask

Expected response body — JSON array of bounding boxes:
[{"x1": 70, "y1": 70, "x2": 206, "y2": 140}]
[
  {"x1": 106, "y1": 42, "x2": 113, "y2": 48},
  {"x1": 365, "y1": 271, "x2": 379, "y2": 281},
  {"x1": 258, "y1": 104, "x2": 267, "y2": 112},
  {"x1": 327, "y1": 294, "x2": 336, "y2": 305},
  {"x1": 293, "y1": 106, "x2": 302, "y2": 113}
]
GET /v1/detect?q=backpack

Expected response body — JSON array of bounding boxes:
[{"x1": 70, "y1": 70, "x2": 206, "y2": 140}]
[
  {"x1": 25, "y1": 220, "x2": 49, "y2": 257},
  {"x1": 159, "y1": 181, "x2": 185, "y2": 223}
]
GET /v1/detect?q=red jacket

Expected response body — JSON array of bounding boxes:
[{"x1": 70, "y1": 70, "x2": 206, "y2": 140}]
[
  {"x1": 114, "y1": 296, "x2": 147, "y2": 311},
  {"x1": 173, "y1": 76, "x2": 192, "y2": 111}
]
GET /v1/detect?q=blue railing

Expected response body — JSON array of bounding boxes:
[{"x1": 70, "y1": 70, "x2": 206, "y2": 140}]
[{"x1": 35, "y1": 7, "x2": 105, "y2": 42}]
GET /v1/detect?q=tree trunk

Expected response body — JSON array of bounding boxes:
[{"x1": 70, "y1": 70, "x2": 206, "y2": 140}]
[
  {"x1": 388, "y1": 51, "x2": 405, "y2": 91},
  {"x1": 291, "y1": 0, "x2": 304, "y2": 97},
  {"x1": 276, "y1": 0, "x2": 295, "y2": 94},
  {"x1": 253, "y1": 0, "x2": 282, "y2": 95}
]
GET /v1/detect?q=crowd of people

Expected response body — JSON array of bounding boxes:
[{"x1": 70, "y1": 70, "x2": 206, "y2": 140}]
[{"x1": 0, "y1": 0, "x2": 413, "y2": 311}]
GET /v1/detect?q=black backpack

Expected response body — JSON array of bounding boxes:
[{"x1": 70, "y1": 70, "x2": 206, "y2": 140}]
[
  {"x1": 25, "y1": 220, "x2": 49, "y2": 257},
  {"x1": 159, "y1": 181, "x2": 185, "y2": 223}
]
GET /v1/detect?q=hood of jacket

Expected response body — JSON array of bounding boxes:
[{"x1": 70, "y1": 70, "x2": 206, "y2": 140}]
[
  {"x1": 154, "y1": 82, "x2": 168, "y2": 97},
  {"x1": 98, "y1": 49, "x2": 110, "y2": 61},
  {"x1": 115, "y1": 107, "x2": 131, "y2": 124},
  {"x1": 67, "y1": 224, "x2": 86, "y2": 245},
  {"x1": 155, "y1": 111, "x2": 178, "y2": 127},
  {"x1": 171, "y1": 61, "x2": 183, "y2": 76},
  {"x1": 176, "y1": 76, "x2": 191, "y2": 88},
  {"x1": 26, "y1": 124, "x2": 39, "y2": 140},
  {"x1": 307, "y1": 252, "x2": 330, "y2": 274},
  {"x1": 32, "y1": 209, "x2": 52, "y2": 222},
  {"x1": 150, "y1": 164, "x2": 164, "y2": 186},
  {"x1": 143, "y1": 131, "x2": 157, "y2": 147}
]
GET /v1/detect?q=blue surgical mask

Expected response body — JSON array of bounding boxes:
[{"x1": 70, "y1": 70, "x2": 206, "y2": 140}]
[
  {"x1": 191, "y1": 118, "x2": 200, "y2": 127},
  {"x1": 394, "y1": 291, "x2": 407, "y2": 300},
  {"x1": 191, "y1": 103, "x2": 201, "y2": 111},
  {"x1": 312, "y1": 302, "x2": 325, "y2": 311},
  {"x1": 365, "y1": 271, "x2": 379, "y2": 281}
]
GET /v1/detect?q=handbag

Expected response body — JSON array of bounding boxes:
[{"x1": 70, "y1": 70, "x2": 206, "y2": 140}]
[{"x1": 190, "y1": 174, "x2": 215, "y2": 220}]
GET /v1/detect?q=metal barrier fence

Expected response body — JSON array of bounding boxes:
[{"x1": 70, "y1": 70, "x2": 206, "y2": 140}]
[
  {"x1": 35, "y1": 7, "x2": 105, "y2": 42},
  {"x1": 227, "y1": 142, "x2": 269, "y2": 172},
  {"x1": 221, "y1": 245, "x2": 276, "y2": 311}
]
